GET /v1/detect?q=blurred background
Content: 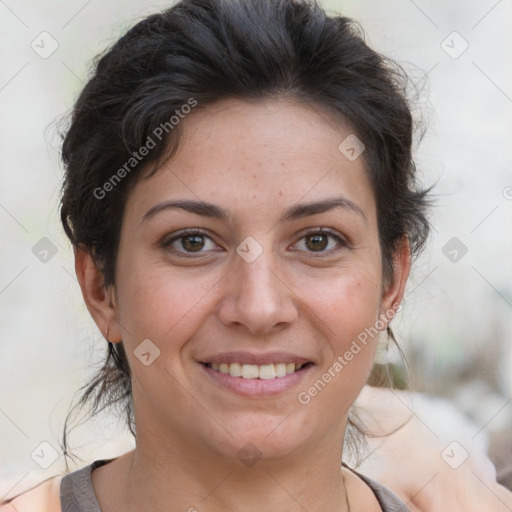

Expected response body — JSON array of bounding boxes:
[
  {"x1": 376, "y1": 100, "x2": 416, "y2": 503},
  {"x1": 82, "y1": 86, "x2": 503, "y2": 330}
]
[{"x1": 1, "y1": 0, "x2": 511, "y2": 499}]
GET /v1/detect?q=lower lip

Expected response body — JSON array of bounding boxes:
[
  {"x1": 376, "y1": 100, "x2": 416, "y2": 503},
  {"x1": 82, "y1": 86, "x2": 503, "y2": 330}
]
[{"x1": 199, "y1": 363, "x2": 314, "y2": 397}]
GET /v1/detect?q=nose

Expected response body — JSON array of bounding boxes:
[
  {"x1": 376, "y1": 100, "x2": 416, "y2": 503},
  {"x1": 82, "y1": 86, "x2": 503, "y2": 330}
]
[{"x1": 217, "y1": 240, "x2": 299, "y2": 335}]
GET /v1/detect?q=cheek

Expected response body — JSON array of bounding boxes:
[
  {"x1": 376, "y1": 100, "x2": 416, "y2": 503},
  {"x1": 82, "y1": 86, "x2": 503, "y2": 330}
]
[
  {"x1": 115, "y1": 251, "x2": 221, "y2": 346},
  {"x1": 296, "y1": 273, "x2": 382, "y2": 414},
  {"x1": 294, "y1": 263, "x2": 382, "y2": 387},
  {"x1": 293, "y1": 261, "x2": 382, "y2": 337}
]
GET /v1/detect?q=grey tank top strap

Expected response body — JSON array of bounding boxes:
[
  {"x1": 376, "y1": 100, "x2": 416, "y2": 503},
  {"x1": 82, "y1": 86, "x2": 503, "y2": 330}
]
[
  {"x1": 60, "y1": 459, "x2": 111, "y2": 512},
  {"x1": 343, "y1": 462, "x2": 410, "y2": 511}
]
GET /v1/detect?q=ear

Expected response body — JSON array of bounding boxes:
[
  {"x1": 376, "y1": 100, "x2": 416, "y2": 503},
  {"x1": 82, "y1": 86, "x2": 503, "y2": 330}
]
[
  {"x1": 380, "y1": 236, "x2": 411, "y2": 319},
  {"x1": 74, "y1": 247, "x2": 122, "y2": 343}
]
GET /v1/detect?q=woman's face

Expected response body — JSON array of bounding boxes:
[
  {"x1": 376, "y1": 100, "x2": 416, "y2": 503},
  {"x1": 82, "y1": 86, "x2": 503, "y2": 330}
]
[{"x1": 91, "y1": 97, "x2": 408, "y2": 463}]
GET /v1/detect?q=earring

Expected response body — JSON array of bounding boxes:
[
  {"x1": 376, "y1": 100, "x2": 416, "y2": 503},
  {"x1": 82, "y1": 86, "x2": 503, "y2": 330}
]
[
  {"x1": 105, "y1": 325, "x2": 110, "y2": 342},
  {"x1": 374, "y1": 325, "x2": 393, "y2": 365}
]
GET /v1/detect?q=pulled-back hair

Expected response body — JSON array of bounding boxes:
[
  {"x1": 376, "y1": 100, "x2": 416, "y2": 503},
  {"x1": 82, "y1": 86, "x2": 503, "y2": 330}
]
[{"x1": 59, "y1": 0, "x2": 431, "y2": 467}]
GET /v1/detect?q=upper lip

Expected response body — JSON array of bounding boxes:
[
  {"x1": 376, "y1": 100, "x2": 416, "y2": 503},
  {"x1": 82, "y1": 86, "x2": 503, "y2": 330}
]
[{"x1": 199, "y1": 351, "x2": 314, "y2": 366}]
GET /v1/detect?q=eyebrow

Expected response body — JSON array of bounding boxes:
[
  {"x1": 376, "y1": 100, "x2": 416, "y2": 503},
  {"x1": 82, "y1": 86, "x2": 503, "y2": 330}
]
[{"x1": 142, "y1": 197, "x2": 367, "y2": 224}]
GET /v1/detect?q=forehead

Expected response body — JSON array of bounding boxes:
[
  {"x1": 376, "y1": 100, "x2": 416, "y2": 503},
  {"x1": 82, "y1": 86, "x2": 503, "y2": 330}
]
[{"x1": 126, "y1": 97, "x2": 376, "y2": 226}]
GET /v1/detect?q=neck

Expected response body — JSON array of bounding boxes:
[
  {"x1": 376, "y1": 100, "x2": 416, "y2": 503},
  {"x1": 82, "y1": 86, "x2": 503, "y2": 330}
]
[{"x1": 106, "y1": 432, "x2": 352, "y2": 512}]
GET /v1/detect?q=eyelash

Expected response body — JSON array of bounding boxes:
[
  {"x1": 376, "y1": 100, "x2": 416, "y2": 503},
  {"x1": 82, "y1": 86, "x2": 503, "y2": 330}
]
[{"x1": 162, "y1": 227, "x2": 348, "y2": 258}]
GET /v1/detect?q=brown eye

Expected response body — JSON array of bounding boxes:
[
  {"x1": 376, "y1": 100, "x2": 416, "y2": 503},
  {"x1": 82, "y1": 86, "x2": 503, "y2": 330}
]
[
  {"x1": 294, "y1": 228, "x2": 347, "y2": 255},
  {"x1": 305, "y1": 233, "x2": 329, "y2": 251},
  {"x1": 163, "y1": 229, "x2": 220, "y2": 257},
  {"x1": 181, "y1": 234, "x2": 205, "y2": 252}
]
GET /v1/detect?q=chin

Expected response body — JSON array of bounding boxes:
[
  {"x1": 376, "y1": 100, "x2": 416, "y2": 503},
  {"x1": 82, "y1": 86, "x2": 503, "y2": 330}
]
[{"x1": 209, "y1": 416, "x2": 311, "y2": 463}]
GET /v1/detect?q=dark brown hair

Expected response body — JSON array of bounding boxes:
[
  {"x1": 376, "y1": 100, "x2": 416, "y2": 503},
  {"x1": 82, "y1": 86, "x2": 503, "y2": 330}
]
[{"x1": 59, "y1": 0, "x2": 431, "y2": 467}]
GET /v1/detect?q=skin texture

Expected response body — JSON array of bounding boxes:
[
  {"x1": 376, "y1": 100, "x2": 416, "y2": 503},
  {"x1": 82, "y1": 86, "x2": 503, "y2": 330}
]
[{"x1": 74, "y1": 97, "x2": 410, "y2": 512}]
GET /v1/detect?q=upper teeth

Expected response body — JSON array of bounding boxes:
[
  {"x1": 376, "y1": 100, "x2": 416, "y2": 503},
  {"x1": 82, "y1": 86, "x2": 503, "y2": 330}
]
[{"x1": 209, "y1": 362, "x2": 305, "y2": 379}]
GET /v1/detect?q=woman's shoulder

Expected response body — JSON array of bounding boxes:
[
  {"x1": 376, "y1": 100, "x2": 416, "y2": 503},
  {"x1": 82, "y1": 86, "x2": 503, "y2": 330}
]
[{"x1": 0, "y1": 475, "x2": 63, "y2": 512}]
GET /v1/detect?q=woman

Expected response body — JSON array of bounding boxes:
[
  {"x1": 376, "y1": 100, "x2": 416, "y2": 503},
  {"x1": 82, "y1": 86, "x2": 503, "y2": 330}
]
[{"x1": 1, "y1": 0, "x2": 508, "y2": 510}]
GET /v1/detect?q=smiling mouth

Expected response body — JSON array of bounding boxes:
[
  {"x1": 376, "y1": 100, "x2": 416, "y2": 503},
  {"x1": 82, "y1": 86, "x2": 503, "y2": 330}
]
[{"x1": 202, "y1": 362, "x2": 313, "y2": 380}]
